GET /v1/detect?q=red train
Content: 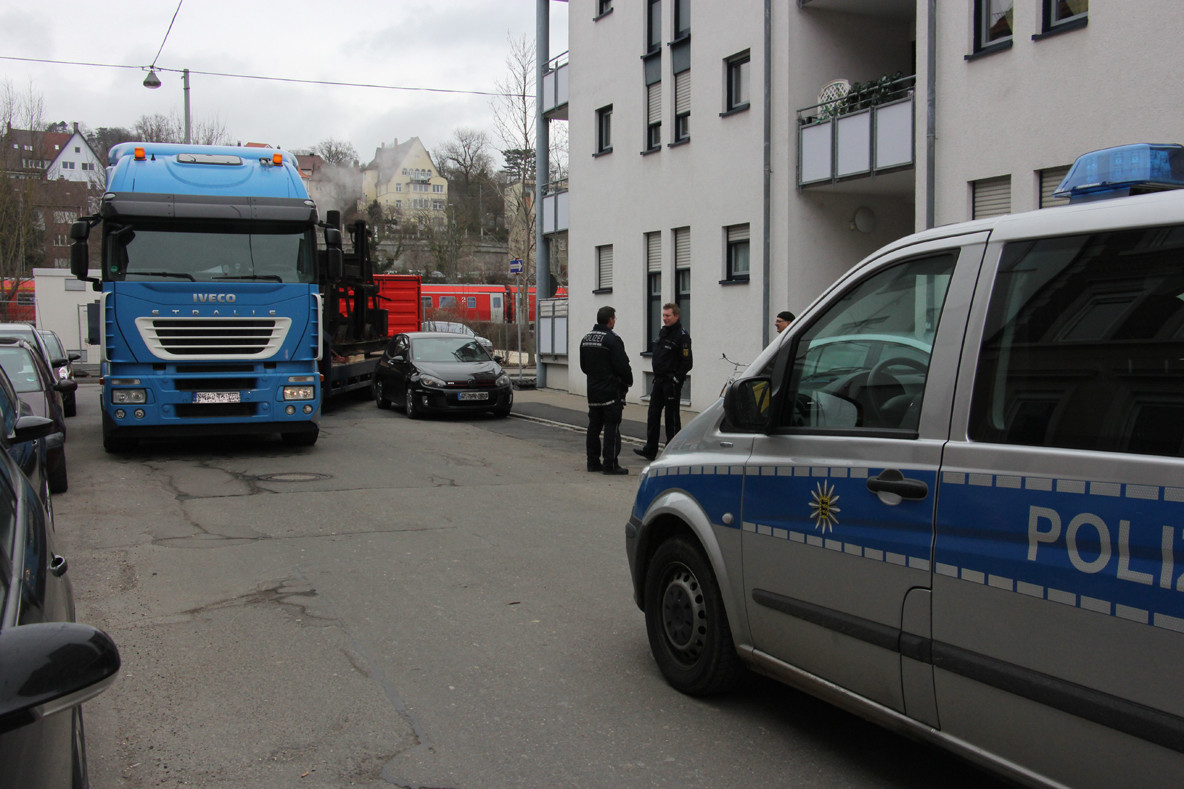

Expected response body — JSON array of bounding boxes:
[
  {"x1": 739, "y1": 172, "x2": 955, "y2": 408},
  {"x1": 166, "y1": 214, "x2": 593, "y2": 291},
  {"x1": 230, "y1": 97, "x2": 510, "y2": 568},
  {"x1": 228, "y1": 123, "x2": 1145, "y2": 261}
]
[{"x1": 416, "y1": 283, "x2": 568, "y2": 324}]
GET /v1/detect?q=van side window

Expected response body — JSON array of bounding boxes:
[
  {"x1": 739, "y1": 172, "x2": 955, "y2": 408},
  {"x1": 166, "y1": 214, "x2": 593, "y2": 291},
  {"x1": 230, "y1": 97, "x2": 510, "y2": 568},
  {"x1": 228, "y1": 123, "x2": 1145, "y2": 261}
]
[
  {"x1": 778, "y1": 253, "x2": 956, "y2": 431},
  {"x1": 970, "y1": 226, "x2": 1184, "y2": 456}
]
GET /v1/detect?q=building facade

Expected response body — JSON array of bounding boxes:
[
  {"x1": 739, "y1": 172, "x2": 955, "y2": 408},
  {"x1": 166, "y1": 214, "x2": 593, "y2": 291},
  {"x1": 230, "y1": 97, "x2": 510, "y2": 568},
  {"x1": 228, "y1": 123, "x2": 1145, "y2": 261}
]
[
  {"x1": 361, "y1": 137, "x2": 449, "y2": 222},
  {"x1": 542, "y1": 0, "x2": 1184, "y2": 411}
]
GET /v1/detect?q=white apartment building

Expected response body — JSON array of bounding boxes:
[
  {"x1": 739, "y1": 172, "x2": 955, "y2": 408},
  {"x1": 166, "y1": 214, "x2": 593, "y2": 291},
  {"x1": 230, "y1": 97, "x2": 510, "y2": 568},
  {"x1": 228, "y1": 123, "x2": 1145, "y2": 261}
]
[{"x1": 539, "y1": 0, "x2": 1184, "y2": 409}]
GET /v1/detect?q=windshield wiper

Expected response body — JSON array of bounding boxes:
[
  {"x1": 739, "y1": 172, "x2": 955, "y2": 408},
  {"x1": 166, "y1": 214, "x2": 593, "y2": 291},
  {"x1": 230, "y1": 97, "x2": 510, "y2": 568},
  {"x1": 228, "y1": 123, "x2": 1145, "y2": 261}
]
[
  {"x1": 213, "y1": 274, "x2": 284, "y2": 282},
  {"x1": 126, "y1": 271, "x2": 195, "y2": 281}
]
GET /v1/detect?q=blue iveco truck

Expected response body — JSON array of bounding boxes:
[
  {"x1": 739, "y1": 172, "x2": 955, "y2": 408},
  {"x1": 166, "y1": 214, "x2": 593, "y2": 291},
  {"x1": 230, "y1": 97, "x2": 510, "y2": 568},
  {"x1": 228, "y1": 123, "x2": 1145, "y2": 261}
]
[{"x1": 69, "y1": 142, "x2": 388, "y2": 452}]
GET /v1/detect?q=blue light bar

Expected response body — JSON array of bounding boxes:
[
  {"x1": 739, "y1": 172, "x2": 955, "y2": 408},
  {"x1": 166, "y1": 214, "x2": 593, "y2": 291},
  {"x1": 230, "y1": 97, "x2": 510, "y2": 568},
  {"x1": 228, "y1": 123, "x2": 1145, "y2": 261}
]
[{"x1": 1053, "y1": 143, "x2": 1184, "y2": 203}]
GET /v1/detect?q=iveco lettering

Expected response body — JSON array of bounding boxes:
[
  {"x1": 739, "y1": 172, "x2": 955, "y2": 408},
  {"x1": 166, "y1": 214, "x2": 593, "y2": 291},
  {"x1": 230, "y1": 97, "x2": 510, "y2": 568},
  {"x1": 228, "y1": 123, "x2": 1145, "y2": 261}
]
[{"x1": 625, "y1": 144, "x2": 1184, "y2": 789}]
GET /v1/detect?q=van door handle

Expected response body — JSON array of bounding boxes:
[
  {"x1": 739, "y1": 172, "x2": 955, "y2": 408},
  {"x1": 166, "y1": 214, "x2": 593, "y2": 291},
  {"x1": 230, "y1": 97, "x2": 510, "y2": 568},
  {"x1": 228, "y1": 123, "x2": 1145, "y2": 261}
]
[{"x1": 866, "y1": 469, "x2": 928, "y2": 500}]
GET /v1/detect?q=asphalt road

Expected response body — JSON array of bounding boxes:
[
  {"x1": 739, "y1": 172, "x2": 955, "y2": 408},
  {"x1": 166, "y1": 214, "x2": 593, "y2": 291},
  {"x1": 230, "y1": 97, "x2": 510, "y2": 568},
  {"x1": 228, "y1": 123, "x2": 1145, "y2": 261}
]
[{"x1": 53, "y1": 384, "x2": 1007, "y2": 788}]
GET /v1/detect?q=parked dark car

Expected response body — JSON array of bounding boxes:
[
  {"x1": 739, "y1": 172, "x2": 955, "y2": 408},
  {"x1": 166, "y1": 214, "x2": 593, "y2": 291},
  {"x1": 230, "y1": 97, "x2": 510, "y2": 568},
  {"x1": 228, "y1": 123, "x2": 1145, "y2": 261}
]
[
  {"x1": 0, "y1": 364, "x2": 52, "y2": 507},
  {"x1": 372, "y1": 332, "x2": 513, "y2": 418},
  {"x1": 0, "y1": 369, "x2": 119, "y2": 789},
  {"x1": 38, "y1": 329, "x2": 80, "y2": 417},
  {"x1": 0, "y1": 323, "x2": 74, "y2": 418},
  {"x1": 0, "y1": 339, "x2": 75, "y2": 494}
]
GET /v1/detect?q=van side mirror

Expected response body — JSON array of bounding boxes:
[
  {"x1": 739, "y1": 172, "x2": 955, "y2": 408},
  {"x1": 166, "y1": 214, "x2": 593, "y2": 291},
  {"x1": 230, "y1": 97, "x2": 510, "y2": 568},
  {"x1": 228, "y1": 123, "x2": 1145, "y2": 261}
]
[{"x1": 722, "y1": 376, "x2": 773, "y2": 433}]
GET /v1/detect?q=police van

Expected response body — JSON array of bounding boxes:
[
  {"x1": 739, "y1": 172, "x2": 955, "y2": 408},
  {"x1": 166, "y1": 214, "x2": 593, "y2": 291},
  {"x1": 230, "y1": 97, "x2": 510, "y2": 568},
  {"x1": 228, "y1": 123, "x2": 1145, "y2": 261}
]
[{"x1": 626, "y1": 144, "x2": 1184, "y2": 788}]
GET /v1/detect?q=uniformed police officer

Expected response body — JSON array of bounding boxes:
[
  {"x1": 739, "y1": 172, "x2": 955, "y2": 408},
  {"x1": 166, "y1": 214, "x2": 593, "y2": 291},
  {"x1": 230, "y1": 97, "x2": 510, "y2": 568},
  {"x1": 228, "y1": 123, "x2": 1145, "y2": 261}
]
[
  {"x1": 635, "y1": 302, "x2": 692, "y2": 460},
  {"x1": 580, "y1": 306, "x2": 633, "y2": 475}
]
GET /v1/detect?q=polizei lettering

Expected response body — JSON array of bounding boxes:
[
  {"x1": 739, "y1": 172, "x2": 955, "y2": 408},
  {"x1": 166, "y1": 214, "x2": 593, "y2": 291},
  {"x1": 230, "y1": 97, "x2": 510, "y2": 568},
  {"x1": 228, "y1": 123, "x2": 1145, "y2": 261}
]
[
  {"x1": 1028, "y1": 505, "x2": 1183, "y2": 590},
  {"x1": 193, "y1": 293, "x2": 236, "y2": 303}
]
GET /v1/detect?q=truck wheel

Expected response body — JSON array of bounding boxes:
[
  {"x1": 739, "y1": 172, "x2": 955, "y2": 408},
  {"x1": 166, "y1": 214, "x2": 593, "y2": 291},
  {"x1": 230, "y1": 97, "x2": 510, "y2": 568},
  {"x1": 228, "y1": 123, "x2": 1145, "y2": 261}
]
[
  {"x1": 49, "y1": 452, "x2": 68, "y2": 494},
  {"x1": 644, "y1": 536, "x2": 743, "y2": 696},
  {"x1": 405, "y1": 389, "x2": 421, "y2": 419},
  {"x1": 282, "y1": 429, "x2": 318, "y2": 447},
  {"x1": 374, "y1": 379, "x2": 391, "y2": 409}
]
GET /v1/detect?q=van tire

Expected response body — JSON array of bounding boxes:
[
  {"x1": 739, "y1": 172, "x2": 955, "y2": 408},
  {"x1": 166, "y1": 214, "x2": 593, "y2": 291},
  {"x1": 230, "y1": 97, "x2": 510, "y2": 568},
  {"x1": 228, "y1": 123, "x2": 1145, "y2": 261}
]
[{"x1": 644, "y1": 536, "x2": 743, "y2": 696}]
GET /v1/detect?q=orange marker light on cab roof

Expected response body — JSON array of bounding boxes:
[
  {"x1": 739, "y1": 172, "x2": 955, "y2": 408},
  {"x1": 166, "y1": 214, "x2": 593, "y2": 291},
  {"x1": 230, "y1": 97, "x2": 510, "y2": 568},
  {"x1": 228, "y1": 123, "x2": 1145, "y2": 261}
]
[
  {"x1": 272, "y1": 152, "x2": 283, "y2": 166},
  {"x1": 134, "y1": 146, "x2": 146, "y2": 160}
]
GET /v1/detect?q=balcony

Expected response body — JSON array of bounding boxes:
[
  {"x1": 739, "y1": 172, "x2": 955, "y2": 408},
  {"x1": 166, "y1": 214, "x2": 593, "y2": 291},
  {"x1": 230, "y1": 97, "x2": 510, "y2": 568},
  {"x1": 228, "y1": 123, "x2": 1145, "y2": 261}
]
[
  {"x1": 798, "y1": 74, "x2": 915, "y2": 193},
  {"x1": 542, "y1": 178, "x2": 568, "y2": 235},
  {"x1": 542, "y1": 52, "x2": 569, "y2": 120}
]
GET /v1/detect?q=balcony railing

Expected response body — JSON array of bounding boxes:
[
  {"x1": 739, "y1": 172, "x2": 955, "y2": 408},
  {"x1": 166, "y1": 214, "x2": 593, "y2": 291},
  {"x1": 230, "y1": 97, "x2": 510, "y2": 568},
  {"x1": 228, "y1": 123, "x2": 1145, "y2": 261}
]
[
  {"x1": 542, "y1": 52, "x2": 569, "y2": 120},
  {"x1": 797, "y1": 74, "x2": 916, "y2": 187},
  {"x1": 542, "y1": 178, "x2": 569, "y2": 235}
]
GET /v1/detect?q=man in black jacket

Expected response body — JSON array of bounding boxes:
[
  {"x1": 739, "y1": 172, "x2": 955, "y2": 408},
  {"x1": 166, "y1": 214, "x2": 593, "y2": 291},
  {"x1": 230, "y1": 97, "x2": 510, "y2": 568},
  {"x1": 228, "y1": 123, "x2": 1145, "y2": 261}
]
[
  {"x1": 635, "y1": 302, "x2": 692, "y2": 460},
  {"x1": 580, "y1": 306, "x2": 633, "y2": 475}
]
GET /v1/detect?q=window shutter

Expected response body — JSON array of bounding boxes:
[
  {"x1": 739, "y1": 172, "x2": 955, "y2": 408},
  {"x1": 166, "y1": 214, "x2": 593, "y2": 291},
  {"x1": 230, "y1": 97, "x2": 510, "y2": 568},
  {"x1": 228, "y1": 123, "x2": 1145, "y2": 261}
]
[
  {"x1": 674, "y1": 227, "x2": 690, "y2": 269},
  {"x1": 598, "y1": 245, "x2": 614, "y2": 289},
  {"x1": 973, "y1": 176, "x2": 1011, "y2": 219},
  {"x1": 648, "y1": 82, "x2": 662, "y2": 125},
  {"x1": 1040, "y1": 166, "x2": 1071, "y2": 209},
  {"x1": 647, "y1": 232, "x2": 662, "y2": 273},
  {"x1": 675, "y1": 71, "x2": 691, "y2": 115},
  {"x1": 727, "y1": 224, "x2": 750, "y2": 243}
]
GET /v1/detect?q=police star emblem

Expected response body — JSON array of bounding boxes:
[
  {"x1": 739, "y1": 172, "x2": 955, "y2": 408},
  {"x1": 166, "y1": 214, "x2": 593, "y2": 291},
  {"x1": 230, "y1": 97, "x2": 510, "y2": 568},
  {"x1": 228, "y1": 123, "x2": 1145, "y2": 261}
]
[{"x1": 810, "y1": 480, "x2": 840, "y2": 533}]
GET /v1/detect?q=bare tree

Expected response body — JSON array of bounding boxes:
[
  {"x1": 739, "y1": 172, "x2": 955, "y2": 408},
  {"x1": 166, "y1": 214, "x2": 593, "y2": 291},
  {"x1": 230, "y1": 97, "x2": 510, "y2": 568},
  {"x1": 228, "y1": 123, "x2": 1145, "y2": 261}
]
[
  {"x1": 436, "y1": 127, "x2": 498, "y2": 240},
  {"x1": 491, "y1": 35, "x2": 538, "y2": 339},
  {"x1": 312, "y1": 138, "x2": 358, "y2": 167},
  {"x1": 133, "y1": 112, "x2": 229, "y2": 145},
  {"x1": 0, "y1": 81, "x2": 46, "y2": 315}
]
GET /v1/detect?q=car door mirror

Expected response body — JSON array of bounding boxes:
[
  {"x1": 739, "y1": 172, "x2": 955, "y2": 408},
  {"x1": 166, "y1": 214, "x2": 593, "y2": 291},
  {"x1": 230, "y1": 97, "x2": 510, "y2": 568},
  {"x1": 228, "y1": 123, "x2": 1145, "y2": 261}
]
[
  {"x1": 722, "y1": 376, "x2": 773, "y2": 433},
  {"x1": 55, "y1": 379, "x2": 78, "y2": 394},
  {"x1": 0, "y1": 622, "x2": 121, "y2": 733}
]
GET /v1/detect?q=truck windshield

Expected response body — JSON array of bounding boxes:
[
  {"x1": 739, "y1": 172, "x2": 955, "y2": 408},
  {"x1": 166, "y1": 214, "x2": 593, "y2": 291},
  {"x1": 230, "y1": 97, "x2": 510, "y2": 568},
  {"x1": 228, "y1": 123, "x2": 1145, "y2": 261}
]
[{"x1": 104, "y1": 219, "x2": 316, "y2": 284}]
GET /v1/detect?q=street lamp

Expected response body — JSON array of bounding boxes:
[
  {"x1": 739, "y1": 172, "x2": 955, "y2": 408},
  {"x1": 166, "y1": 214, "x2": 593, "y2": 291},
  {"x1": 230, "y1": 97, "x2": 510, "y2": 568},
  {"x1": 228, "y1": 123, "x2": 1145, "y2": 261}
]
[{"x1": 142, "y1": 67, "x2": 191, "y2": 144}]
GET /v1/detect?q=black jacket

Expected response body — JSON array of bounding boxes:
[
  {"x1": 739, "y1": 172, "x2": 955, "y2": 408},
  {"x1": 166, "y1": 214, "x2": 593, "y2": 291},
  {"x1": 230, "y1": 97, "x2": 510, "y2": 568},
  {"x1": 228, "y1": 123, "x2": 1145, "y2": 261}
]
[
  {"x1": 580, "y1": 324, "x2": 633, "y2": 405},
  {"x1": 652, "y1": 321, "x2": 693, "y2": 383}
]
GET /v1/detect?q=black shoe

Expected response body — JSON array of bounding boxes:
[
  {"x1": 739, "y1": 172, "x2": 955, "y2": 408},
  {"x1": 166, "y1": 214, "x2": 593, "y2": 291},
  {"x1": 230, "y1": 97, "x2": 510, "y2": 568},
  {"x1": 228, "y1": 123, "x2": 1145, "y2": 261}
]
[
  {"x1": 633, "y1": 447, "x2": 656, "y2": 461},
  {"x1": 603, "y1": 465, "x2": 629, "y2": 475},
  {"x1": 587, "y1": 461, "x2": 604, "y2": 472}
]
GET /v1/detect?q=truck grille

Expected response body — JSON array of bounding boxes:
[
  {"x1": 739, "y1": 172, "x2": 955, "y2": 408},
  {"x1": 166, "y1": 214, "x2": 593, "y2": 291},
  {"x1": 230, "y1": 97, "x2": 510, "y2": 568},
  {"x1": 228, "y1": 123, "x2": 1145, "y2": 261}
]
[{"x1": 135, "y1": 317, "x2": 291, "y2": 360}]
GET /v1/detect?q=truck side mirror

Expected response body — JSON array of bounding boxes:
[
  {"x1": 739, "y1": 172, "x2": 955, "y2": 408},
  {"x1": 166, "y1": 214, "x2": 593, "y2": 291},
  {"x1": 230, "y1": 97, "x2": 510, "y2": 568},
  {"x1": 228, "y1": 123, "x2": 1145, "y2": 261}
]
[{"x1": 69, "y1": 221, "x2": 90, "y2": 279}]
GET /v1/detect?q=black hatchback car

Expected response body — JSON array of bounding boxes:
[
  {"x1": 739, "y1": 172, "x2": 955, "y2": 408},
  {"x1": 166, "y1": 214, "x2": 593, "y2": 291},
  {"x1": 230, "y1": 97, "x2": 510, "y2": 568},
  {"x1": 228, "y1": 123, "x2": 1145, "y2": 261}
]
[
  {"x1": 372, "y1": 332, "x2": 513, "y2": 418},
  {"x1": 0, "y1": 367, "x2": 120, "y2": 789}
]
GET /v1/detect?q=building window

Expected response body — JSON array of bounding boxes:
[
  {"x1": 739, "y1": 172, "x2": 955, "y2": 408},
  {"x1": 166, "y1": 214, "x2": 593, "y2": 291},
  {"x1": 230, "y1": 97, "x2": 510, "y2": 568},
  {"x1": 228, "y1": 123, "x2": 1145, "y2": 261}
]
[
  {"x1": 647, "y1": 0, "x2": 661, "y2": 53},
  {"x1": 646, "y1": 231, "x2": 662, "y2": 351},
  {"x1": 674, "y1": 0, "x2": 690, "y2": 40},
  {"x1": 674, "y1": 226, "x2": 690, "y2": 330},
  {"x1": 673, "y1": 70, "x2": 691, "y2": 143},
  {"x1": 646, "y1": 82, "x2": 662, "y2": 150},
  {"x1": 973, "y1": 175, "x2": 1011, "y2": 219},
  {"x1": 596, "y1": 244, "x2": 614, "y2": 291},
  {"x1": 725, "y1": 224, "x2": 750, "y2": 281},
  {"x1": 596, "y1": 105, "x2": 613, "y2": 155},
  {"x1": 725, "y1": 51, "x2": 750, "y2": 113},
  {"x1": 1042, "y1": 0, "x2": 1087, "y2": 33},
  {"x1": 1039, "y1": 166, "x2": 1072, "y2": 208},
  {"x1": 597, "y1": 0, "x2": 612, "y2": 16},
  {"x1": 395, "y1": 183, "x2": 402, "y2": 192},
  {"x1": 975, "y1": 0, "x2": 1013, "y2": 51}
]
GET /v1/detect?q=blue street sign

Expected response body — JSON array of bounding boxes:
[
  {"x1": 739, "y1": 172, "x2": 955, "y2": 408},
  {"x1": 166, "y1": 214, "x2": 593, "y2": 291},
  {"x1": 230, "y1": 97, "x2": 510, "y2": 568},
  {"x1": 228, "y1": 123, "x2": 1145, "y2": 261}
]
[{"x1": 510, "y1": 258, "x2": 523, "y2": 275}]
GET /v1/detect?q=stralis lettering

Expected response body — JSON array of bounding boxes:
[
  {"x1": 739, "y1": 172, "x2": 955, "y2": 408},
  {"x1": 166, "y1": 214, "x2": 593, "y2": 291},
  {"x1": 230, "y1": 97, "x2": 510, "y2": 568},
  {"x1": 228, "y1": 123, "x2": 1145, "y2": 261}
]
[{"x1": 193, "y1": 293, "x2": 236, "y2": 303}]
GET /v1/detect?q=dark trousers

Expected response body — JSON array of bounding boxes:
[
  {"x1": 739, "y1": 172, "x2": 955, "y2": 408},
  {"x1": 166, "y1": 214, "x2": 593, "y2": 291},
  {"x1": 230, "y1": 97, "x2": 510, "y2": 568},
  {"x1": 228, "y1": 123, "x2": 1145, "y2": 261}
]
[
  {"x1": 644, "y1": 377, "x2": 682, "y2": 452},
  {"x1": 587, "y1": 401, "x2": 624, "y2": 466}
]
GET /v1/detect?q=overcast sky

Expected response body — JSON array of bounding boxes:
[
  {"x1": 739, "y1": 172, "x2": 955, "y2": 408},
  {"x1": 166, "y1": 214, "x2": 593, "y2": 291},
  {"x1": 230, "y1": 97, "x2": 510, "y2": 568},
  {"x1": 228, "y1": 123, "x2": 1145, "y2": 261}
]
[{"x1": 1, "y1": 0, "x2": 568, "y2": 165}]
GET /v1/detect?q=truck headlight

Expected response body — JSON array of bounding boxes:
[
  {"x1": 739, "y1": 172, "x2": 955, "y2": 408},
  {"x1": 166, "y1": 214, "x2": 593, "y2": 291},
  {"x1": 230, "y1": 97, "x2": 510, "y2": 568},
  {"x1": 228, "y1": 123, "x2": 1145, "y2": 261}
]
[
  {"x1": 111, "y1": 388, "x2": 147, "y2": 404},
  {"x1": 282, "y1": 385, "x2": 316, "y2": 401}
]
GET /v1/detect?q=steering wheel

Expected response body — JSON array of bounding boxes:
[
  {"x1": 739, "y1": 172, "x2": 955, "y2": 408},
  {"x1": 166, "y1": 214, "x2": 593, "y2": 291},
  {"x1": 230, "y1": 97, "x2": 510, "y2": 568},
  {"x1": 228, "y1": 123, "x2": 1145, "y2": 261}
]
[{"x1": 865, "y1": 356, "x2": 928, "y2": 425}]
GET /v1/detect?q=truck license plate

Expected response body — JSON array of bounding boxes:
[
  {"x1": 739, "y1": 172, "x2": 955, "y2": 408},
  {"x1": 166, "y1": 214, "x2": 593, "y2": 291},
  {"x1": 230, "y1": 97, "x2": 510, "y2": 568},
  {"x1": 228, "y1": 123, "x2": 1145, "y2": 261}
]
[
  {"x1": 194, "y1": 391, "x2": 241, "y2": 404},
  {"x1": 457, "y1": 391, "x2": 488, "y2": 401}
]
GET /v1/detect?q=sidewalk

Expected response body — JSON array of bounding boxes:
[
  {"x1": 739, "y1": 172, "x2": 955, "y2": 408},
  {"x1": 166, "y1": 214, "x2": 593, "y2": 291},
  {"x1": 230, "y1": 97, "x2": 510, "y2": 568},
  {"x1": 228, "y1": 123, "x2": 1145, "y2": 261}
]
[{"x1": 509, "y1": 377, "x2": 700, "y2": 447}]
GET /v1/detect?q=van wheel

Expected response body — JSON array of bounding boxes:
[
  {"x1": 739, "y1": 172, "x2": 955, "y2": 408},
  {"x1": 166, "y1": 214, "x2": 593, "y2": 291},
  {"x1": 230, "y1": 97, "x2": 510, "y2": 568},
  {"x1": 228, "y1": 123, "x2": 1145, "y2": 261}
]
[{"x1": 644, "y1": 536, "x2": 743, "y2": 696}]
